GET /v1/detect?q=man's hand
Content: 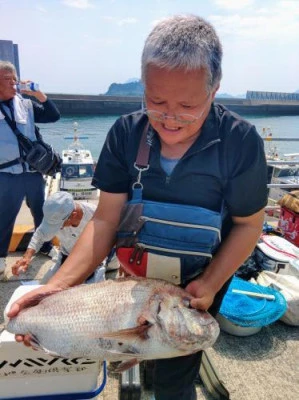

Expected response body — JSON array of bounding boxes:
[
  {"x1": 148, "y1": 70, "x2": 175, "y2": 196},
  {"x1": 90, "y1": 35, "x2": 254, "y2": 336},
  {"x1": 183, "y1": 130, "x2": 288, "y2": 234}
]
[
  {"x1": 19, "y1": 80, "x2": 47, "y2": 102},
  {"x1": 12, "y1": 249, "x2": 35, "y2": 276},
  {"x1": 6, "y1": 284, "x2": 64, "y2": 346},
  {"x1": 185, "y1": 278, "x2": 216, "y2": 311},
  {"x1": 12, "y1": 257, "x2": 31, "y2": 276}
]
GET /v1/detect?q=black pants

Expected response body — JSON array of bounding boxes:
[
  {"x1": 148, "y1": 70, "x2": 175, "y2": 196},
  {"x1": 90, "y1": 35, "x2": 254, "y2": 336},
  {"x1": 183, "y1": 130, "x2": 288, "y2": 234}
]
[
  {"x1": 153, "y1": 277, "x2": 232, "y2": 400},
  {"x1": 0, "y1": 172, "x2": 50, "y2": 257}
]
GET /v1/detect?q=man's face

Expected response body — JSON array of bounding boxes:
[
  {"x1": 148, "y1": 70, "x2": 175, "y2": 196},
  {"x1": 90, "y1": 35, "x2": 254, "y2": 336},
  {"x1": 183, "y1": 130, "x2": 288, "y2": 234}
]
[
  {"x1": 0, "y1": 69, "x2": 17, "y2": 100},
  {"x1": 144, "y1": 65, "x2": 218, "y2": 154}
]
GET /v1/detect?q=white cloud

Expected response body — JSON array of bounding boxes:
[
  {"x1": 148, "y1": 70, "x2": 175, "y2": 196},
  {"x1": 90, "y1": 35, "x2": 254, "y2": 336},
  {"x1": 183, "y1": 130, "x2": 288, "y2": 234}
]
[
  {"x1": 117, "y1": 18, "x2": 138, "y2": 26},
  {"x1": 214, "y1": 0, "x2": 254, "y2": 10},
  {"x1": 102, "y1": 16, "x2": 138, "y2": 26},
  {"x1": 36, "y1": 6, "x2": 47, "y2": 13},
  {"x1": 210, "y1": 2, "x2": 299, "y2": 41},
  {"x1": 62, "y1": 0, "x2": 94, "y2": 9},
  {"x1": 82, "y1": 34, "x2": 122, "y2": 47}
]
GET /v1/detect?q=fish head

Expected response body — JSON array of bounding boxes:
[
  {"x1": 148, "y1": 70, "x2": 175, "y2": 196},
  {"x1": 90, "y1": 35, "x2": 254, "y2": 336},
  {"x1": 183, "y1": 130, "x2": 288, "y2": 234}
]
[{"x1": 153, "y1": 291, "x2": 220, "y2": 353}]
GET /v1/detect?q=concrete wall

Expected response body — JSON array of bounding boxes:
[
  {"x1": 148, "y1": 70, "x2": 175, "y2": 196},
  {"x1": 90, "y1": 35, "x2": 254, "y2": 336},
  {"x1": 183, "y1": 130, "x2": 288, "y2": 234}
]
[{"x1": 46, "y1": 93, "x2": 299, "y2": 116}]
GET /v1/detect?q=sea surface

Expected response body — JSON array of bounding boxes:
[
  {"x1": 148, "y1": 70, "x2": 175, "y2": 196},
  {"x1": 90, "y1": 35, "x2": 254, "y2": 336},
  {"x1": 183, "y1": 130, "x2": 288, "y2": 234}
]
[{"x1": 38, "y1": 113, "x2": 299, "y2": 162}]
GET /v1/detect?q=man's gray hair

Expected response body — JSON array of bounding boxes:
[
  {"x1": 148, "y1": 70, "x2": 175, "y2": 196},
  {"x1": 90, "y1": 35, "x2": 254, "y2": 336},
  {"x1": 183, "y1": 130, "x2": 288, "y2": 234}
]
[
  {"x1": 141, "y1": 15, "x2": 222, "y2": 92},
  {"x1": 0, "y1": 60, "x2": 17, "y2": 75}
]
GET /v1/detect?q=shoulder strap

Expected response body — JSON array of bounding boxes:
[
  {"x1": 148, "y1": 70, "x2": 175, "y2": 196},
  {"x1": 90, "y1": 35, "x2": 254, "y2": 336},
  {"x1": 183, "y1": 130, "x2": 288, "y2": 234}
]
[
  {"x1": 34, "y1": 125, "x2": 42, "y2": 140},
  {"x1": 0, "y1": 102, "x2": 41, "y2": 141},
  {"x1": 0, "y1": 103, "x2": 27, "y2": 169},
  {"x1": 0, "y1": 157, "x2": 24, "y2": 170},
  {"x1": 0, "y1": 103, "x2": 22, "y2": 138},
  {"x1": 135, "y1": 123, "x2": 151, "y2": 168},
  {"x1": 0, "y1": 103, "x2": 33, "y2": 154}
]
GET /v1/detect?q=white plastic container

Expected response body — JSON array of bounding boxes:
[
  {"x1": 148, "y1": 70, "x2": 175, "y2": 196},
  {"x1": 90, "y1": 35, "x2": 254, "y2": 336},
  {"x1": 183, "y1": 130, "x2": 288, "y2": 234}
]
[
  {"x1": 0, "y1": 285, "x2": 101, "y2": 398},
  {"x1": 216, "y1": 313, "x2": 262, "y2": 337}
]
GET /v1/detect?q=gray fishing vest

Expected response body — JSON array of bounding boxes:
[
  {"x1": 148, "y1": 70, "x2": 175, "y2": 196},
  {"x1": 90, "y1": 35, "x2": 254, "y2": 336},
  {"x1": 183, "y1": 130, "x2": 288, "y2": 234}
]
[{"x1": 0, "y1": 94, "x2": 36, "y2": 174}]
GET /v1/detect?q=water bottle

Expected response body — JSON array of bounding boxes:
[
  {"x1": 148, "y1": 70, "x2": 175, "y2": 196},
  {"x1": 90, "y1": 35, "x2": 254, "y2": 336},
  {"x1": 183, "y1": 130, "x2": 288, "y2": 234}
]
[{"x1": 17, "y1": 82, "x2": 39, "y2": 91}]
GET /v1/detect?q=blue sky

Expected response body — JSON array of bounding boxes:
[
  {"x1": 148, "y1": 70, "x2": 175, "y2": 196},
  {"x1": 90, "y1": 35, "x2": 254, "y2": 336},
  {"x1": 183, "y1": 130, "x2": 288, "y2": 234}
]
[{"x1": 0, "y1": 0, "x2": 298, "y2": 95}]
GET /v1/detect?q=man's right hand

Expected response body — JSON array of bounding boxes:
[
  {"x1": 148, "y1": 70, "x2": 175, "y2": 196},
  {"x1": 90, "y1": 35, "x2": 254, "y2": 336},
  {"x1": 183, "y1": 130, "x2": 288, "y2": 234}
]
[
  {"x1": 12, "y1": 249, "x2": 36, "y2": 276},
  {"x1": 6, "y1": 284, "x2": 64, "y2": 346},
  {"x1": 12, "y1": 257, "x2": 31, "y2": 276}
]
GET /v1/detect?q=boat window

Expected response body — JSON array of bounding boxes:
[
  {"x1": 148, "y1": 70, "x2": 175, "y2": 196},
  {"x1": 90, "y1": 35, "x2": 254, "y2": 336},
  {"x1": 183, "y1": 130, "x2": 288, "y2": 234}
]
[
  {"x1": 274, "y1": 168, "x2": 298, "y2": 178},
  {"x1": 62, "y1": 165, "x2": 79, "y2": 178},
  {"x1": 79, "y1": 165, "x2": 93, "y2": 178},
  {"x1": 62, "y1": 164, "x2": 93, "y2": 179}
]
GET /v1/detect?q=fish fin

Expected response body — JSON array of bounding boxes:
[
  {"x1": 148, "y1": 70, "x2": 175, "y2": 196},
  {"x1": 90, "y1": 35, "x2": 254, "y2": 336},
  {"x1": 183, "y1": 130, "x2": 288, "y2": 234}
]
[
  {"x1": 115, "y1": 359, "x2": 140, "y2": 373},
  {"x1": 29, "y1": 334, "x2": 61, "y2": 357},
  {"x1": 99, "y1": 324, "x2": 151, "y2": 341}
]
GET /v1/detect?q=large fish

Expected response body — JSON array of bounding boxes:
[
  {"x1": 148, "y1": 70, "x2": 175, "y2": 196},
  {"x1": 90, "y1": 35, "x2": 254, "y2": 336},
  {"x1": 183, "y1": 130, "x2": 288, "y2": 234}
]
[{"x1": 5, "y1": 277, "x2": 219, "y2": 371}]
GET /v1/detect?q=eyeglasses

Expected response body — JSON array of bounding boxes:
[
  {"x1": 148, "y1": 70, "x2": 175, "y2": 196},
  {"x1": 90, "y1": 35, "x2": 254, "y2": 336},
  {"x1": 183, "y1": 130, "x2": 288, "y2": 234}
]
[{"x1": 142, "y1": 94, "x2": 210, "y2": 125}]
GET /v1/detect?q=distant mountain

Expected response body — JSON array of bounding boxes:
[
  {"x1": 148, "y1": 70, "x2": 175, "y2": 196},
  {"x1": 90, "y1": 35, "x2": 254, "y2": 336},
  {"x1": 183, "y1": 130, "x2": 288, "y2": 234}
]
[
  {"x1": 125, "y1": 78, "x2": 140, "y2": 83},
  {"x1": 105, "y1": 79, "x2": 246, "y2": 98},
  {"x1": 216, "y1": 92, "x2": 234, "y2": 98},
  {"x1": 216, "y1": 92, "x2": 246, "y2": 98},
  {"x1": 105, "y1": 80, "x2": 144, "y2": 96}
]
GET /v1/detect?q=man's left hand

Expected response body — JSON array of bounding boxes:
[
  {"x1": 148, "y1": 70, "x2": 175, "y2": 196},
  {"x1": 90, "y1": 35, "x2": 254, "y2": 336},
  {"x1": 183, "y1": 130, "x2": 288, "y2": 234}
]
[{"x1": 185, "y1": 278, "x2": 216, "y2": 311}]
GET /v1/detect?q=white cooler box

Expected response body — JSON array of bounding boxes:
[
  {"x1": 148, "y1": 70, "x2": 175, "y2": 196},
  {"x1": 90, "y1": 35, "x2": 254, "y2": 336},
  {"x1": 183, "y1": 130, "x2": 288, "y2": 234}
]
[
  {"x1": 256, "y1": 235, "x2": 299, "y2": 275},
  {"x1": 0, "y1": 285, "x2": 102, "y2": 399}
]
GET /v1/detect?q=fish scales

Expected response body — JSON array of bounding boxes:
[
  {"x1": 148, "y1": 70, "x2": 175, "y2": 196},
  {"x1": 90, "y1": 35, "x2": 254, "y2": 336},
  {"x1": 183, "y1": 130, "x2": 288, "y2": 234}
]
[{"x1": 6, "y1": 277, "x2": 220, "y2": 365}]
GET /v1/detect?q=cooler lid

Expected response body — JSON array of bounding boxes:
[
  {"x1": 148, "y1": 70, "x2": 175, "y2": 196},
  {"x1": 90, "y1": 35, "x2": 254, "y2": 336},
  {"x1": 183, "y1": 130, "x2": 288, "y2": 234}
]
[{"x1": 257, "y1": 235, "x2": 299, "y2": 262}]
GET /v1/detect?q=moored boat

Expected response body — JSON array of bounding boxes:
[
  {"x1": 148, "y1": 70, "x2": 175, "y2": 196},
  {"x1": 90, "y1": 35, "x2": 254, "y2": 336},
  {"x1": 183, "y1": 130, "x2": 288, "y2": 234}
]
[
  {"x1": 59, "y1": 122, "x2": 98, "y2": 200},
  {"x1": 262, "y1": 128, "x2": 299, "y2": 205}
]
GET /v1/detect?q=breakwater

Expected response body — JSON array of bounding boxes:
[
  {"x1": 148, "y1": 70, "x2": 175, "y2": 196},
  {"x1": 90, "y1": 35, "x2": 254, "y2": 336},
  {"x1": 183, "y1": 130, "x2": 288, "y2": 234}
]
[{"x1": 46, "y1": 93, "x2": 299, "y2": 116}]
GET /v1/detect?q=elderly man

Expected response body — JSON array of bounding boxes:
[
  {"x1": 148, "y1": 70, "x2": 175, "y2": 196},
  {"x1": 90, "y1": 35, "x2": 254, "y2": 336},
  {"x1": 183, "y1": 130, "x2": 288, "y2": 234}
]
[
  {"x1": 0, "y1": 61, "x2": 60, "y2": 274},
  {"x1": 12, "y1": 191, "x2": 116, "y2": 283}
]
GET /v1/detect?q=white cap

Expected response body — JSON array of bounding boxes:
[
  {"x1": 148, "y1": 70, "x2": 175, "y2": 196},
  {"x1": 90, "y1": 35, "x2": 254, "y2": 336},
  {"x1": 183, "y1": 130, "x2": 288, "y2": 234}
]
[{"x1": 39, "y1": 192, "x2": 75, "y2": 237}]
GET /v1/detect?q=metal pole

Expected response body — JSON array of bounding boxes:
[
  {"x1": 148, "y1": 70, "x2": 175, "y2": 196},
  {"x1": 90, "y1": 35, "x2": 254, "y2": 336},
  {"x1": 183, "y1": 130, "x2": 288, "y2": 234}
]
[
  {"x1": 267, "y1": 183, "x2": 299, "y2": 188},
  {"x1": 267, "y1": 161, "x2": 299, "y2": 165}
]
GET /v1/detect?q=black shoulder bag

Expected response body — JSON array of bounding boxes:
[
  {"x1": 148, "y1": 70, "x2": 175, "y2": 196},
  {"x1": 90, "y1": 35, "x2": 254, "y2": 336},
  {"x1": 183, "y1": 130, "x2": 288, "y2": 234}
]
[{"x1": 0, "y1": 104, "x2": 62, "y2": 176}]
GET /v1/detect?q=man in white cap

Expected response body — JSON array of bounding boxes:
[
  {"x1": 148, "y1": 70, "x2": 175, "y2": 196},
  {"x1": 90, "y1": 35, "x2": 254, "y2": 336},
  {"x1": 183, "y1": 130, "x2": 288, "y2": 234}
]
[{"x1": 12, "y1": 191, "x2": 115, "y2": 283}]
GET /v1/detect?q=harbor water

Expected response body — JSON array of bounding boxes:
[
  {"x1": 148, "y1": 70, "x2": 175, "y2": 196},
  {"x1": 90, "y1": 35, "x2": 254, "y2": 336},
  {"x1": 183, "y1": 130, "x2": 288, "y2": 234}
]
[{"x1": 38, "y1": 112, "x2": 299, "y2": 162}]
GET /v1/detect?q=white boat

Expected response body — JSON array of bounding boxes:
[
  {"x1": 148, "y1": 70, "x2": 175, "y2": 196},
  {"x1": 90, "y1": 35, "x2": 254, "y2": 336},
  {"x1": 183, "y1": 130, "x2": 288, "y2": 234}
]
[
  {"x1": 263, "y1": 128, "x2": 299, "y2": 204},
  {"x1": 59, "y1": 122, "x2": 98, "y2": 200}
]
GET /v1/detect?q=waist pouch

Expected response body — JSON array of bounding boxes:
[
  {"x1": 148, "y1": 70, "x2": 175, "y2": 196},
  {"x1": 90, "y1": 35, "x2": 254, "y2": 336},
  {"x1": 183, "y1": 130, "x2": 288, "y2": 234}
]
[
  {"x1": 24, "y1": 140, "x2": 62, "y2": 176},
  {"x1": 116, "y1": 188, "x2": 222, "y2": 285},
  {"x1": 18, "y1": 129, "x2": 62, "y2": 176}
]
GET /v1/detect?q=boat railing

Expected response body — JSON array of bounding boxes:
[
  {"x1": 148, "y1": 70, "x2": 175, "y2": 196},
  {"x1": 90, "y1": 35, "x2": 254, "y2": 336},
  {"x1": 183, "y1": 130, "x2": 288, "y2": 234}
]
[
  {"x1": 267, "y1": 183, "x2": 299, "y2": 188},
  {"x1": 267, "y1": 160, "x2": 299, "y2": 166},
  {"x1": 263, "y1": 137, "x2": 299, "y2": 142}
]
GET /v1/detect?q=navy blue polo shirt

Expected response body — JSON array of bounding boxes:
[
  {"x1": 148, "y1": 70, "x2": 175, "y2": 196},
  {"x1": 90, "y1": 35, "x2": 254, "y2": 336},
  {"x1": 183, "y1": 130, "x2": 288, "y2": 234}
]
[{"x1": 92, "y1": 103, "x2": 268, "y2": 236}]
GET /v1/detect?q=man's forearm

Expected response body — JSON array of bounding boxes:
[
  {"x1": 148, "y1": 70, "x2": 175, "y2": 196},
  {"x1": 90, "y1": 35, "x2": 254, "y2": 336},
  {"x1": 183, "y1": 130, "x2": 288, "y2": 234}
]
[
  {"x1": 201, "y1": 223, "x2": 261, "y2": 292},
  {"x1": 23, "y1": 248, "x2": 36, "y2": 261},
  {"x1": 28, "y1": 228, "x2": 51, "y2": 254}
]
